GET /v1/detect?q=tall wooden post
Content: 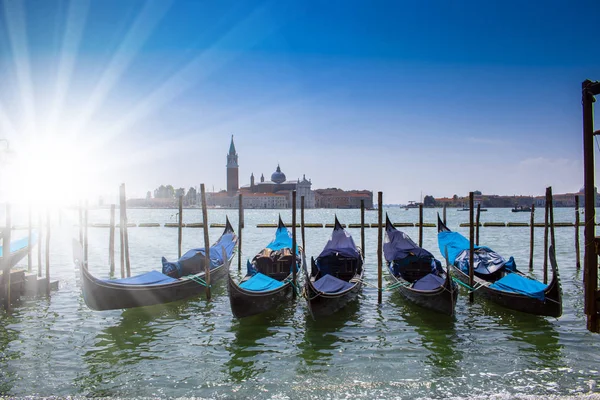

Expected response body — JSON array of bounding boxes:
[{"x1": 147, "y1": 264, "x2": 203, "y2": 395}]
[
  {"x1": 360, "y1": 199, "x2": 365, "y2": 259},
  {"x1": 377, "y1": 191, "x2": 383, "y2": 304},
  {"x1": 119, "y1": 190, "x2": 125, "y2": 279},
  {"x1": 583, "y1": 79, "x2": 600, "y2": 332},
  {"x1": 469, "y1": 192, "x2": 474, "y2": 303},
  {"x1": 78, "y1": 200, "x2": 83, "y2": 245},
  {"x1": 45, "y1": 208, "x2": 50, "y2": 295},
  {"x1": 549, "y1": 186, "x2": 556, "y2": 259},
  {"x1": 84, "y1": 201, "x2": 88, "y2": 268},
  {"x1": 109, "y1": 204, "x2": 115, "y2": 276},
  {"x1": 200, "y1": 184, "x2": 211, "y2": 300},
  {"x1": 529, "y1": 203, "x2": 535, "y2": 271},
  {"x1": 301, "y1": 196, "x2": 306, "y2": 253},
  {"x1": 418, "y1": 203, "x2": 423, "y2": 247},
  {"x1": 178, "y1": 195, "x2": 183, "y2": 259},
  {"x1": 37, "y1": 213, "x2": 42, "y2": 277},
  {"x1": 3, "y1": 204, "x2": 11, "y2": 311},
  {"x1": 475, "y1": 203, "x2": 481, "y2": 246},
  {"x1": 238, "y1": 193, "x2": 243, "y2": 271},
  {"x1": 443, "y1": 204, "x2": 447, "y2": 225},
  {"x1": 575, "y1": 196, "x2": 581, "y2": 270},
  {"x1": 544, "y1": 187, "x2": 550, "y2": 284},
  {"x1": 27, "y1": 205, "x2": 32, "y2": 272},
  {"x1": 120, "y1": 184, "x2": 131, "y2": 277},
  {"x1": 292, "y1": 191, "x2": 297, "y2": 297}
]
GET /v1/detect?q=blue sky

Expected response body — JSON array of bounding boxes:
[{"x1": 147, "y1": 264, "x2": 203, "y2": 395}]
[{"x1": 0, "y1": 0, "x2": 599, "y2": 204}]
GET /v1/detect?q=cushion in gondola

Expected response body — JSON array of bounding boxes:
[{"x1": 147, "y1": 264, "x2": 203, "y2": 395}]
[
  {"x1": 489, "y1": 273, "x2": 547, "y2": 300},
  {"x1": 313, "y1": 274, "x2": 354, "y2": 293},
  {"x1": 106, "y1": 270, "x2": 177, "y2": 285},
  {"x1": 412, "y1": 273, "x2": 445, "y2": 290}
]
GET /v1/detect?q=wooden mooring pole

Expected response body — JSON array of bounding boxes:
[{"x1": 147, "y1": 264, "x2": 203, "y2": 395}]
[
  {"x1": 178, "y1": 195, "x2": 183, "y2": 259},
  {"x1": 544, "y1": 187, "x2": 550, "y2": 284},
  {"x1": 360, "y1": 199, "x2": 365, "y2": 259},
  {"x1": 575, "y1": 196, "x2": 581, "y2": 270},
  {"x1": 200, "y1": 184, "x2": 211, "y2": 300},
  {"x1": 119, "y1": 191, "x2": 125, "y2": 279},
  {"x1": 121, "y1": 184, "x2": 131, "y2": 277},
  {"x1": 37, "y1": 212, "x2": 42, "y2": 277},
  {"x1": 475, "y1": 203, "x2": 481, "y2": 246},
  {"x1": 3, "y1": 204, "x2": 12, "y2": 312},
  {"x1": 529, "y1": 203, "x2": 535, "y2": 271},
  {"x1": 78, "y1": 200, "x2": 83, "y2": 245},
  {"x1": 27, "y1": 205, "x2": 32, "y2": 272},
  {"x1": 548, "y1": 186, "x2": 556, "y2": 259},
  {"x1": 418, "y1": 203, "x2": 423, "y2": 247},
  {"x1": 301, "y1": 196, "x2": 306, "y2": 253},
  {"x1": 469, "y1": 192, "x2": 474, "y2": 303},
  {"x1": 238, "y1": 193, "x2": 243, "y2": 271},
  {"x1": 45, "y1": 208, "x2": 51, "y2": 295},
  {"x1": 583, "y1": 80, "x2": 600, "y2": 332},
  {"x1": 292, "y1": 191, "x2": 297, "y2": 298},
  {"x1": 109, "y1": 204, "x2": 115, "y2": 276},
  {"x1": 377, "y1": 191, "x2": 383, "y2": 304}
]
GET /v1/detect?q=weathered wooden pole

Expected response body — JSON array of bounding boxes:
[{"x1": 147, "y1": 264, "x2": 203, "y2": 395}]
[
  {"x1": 27, "y1": 205, "x2": 32, "y2": 272},
  {"x1": 121, "y1": 184, "x2": 131, "y2": 277},
  {"x1": 418, "y1": 203, "x2": 423, "y2": 247},
  {"x1": 475, "y1": 203, "x2": 481, "y2": 246},
  {"x1": 549, "y1": 186, "x2": 556, "y2": 259},
  {"x1": 469, "y1": 192, "x2": 475, "y2": 303},
  {"x1": 583, "y1": 79, "x2": 600, "y2": 332},
  {"x1": 575, "y1": 196, "x2": 581, "y2": 270},
  {"x1": 301, "y1": 196, "x2": 306, "y2": 253},
  {"x1": 109, "y1": 204, "x2": 115, "y2": 276},
  {"x1": 200, "y1": 184, "x2": 211, "y2": 300},
  {"x1": 3, "y1": 204, "x2": 12, "y2": 311},
  {"x1": 529, "y1": 203, "x2": 535, "y2": 271},
  {"x1": 84, "y1": 201, "x2": 88, "y2": 268},
  {"x1": 543, "y1": 187, "x2": 550, "y2": 284},
  {"x1": 78, "y1": 200, "x2": 83, "y2": 245},
  {"x1": 37, "y1": 213, "x2": 42, "y2": 277},
  {"x1": 178, "y1": 195, "x2": 183, "y2": 259},
  {"x1": 45, "y1": 208, "x2": 50, "y2": 295},
  {"x1": 443, "y1": 204, "x2": 447, "y2": 225},
  {"x1": 119, "y1": 189, "x2": 125, "y2": 279},
  {"x1": 360, "y1": 199, "x2": 365, "y2": 259},
  {"x1": 292, "y1": 190, "x2": 297, "y2": 298},
  {"x1": 238, "y1": 193, "x2": 243, "y2": 271},
  {"x1": 377, "y1": 191, "x2": 383, "y2": 304}
]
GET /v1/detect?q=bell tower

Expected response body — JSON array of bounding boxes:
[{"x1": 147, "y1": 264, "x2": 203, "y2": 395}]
[{"x1": 227, "y1": 135, "x2": 239, "y2": 196}]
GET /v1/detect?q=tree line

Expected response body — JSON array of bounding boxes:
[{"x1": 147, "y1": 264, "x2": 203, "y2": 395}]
[{"x1": 149, "y1": 185, "x2": 198, "y2": 206}]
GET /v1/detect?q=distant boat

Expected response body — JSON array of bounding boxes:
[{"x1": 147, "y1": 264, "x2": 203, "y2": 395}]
[
  {"x1": 0, "y1": 233, "x2": 37, "y2": 269},
  {"x1": 458, "y1": 207, "x2": 488, "y2": 212},
  {"x1": 511, "y1": 205, "x2": 532, "y2": 212}
]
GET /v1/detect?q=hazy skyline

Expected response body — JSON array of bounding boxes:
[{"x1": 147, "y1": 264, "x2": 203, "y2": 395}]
[{"x1": 0, "y1": 0, "x2": 599, "y2": 205}]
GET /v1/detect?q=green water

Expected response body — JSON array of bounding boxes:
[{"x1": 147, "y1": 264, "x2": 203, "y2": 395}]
[{"x1": 0, "y1": 207, "x2": 598, "y2": 398}]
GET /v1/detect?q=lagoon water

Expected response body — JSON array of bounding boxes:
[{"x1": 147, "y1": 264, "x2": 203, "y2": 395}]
[{"x1": 1, "y1": 206, "x2": 599, "y2": 399}]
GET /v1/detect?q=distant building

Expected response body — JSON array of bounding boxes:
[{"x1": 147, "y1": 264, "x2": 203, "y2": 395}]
[
  {"x1": 314, "y1": 188, "x2": 373, "y2": 209},
  {"x1": 226, "y1": 135, "x2": 239, "y2": 196}
]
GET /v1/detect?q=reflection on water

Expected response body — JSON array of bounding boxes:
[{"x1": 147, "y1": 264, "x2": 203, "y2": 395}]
[
  {"x1": 388, "y1": 290, "x2": 461, "y2": 377},
  {"x1": 297, "y1": 301, "x2": 360, "y2": 374},
  {"x1": 224, "y1": 302, "x2": 296, "y2": 382},
  {"x1": 0, "y1": 314, "x2": 20, "y2": 394}
]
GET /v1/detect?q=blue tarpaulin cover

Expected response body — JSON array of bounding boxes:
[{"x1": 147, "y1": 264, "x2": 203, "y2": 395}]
[
  {"x1": 412, "y1": 273, "x2": 445, "y2": 290},
  {"x1": 318, "y1": 220, "x2": 359, "y2": 259},
  {"x1": 266, "y1": 225, "x2": 293, "y2": 251},
  {"x1": 239, "y1": 272, "x2": 284, "y2": 291},
  {"x1": 106, "y1": 270, "x2": 177, "y2": 286},
  {"x1": 489, "y1": 273, "x2": 547, "y2": 300},
  {"x1": 162, "y1": 232, "x2": 236, "y2": 277},
  {"x1": 0, "y1": 233, "x2": 38, "y2": 257},
  {"x1": 313, "y1": 274, "x2": 354, "y2": 293},
  {"x1": 438, "y1": 231, "x2": 515, "y2": 275},
  {"x1": 384, "y1": 224, "x2": 433, "y2": 262}
]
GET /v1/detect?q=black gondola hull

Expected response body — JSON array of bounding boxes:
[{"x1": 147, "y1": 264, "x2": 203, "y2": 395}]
[
  {"x1": 304, "y1": 275, "x2": 363, "y2": 318},
  {"x1": 227, "y1": 271, "x2": 294, "y2": 318},
  {"x1": 81, "y1": 259, "x2": 230, "y2": 311}
]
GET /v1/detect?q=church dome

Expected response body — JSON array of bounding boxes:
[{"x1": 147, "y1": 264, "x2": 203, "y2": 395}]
[{"x1": 271, "y1": 164, "x2": 286, "y2": 184}]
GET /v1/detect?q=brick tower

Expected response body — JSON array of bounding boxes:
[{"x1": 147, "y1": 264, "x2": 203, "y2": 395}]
[{"x1": 227, "y1": 135, "x2": 239, "y2": 196}]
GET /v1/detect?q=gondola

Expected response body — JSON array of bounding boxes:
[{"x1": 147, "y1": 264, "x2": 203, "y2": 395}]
[
  {"x1": 437, "y1": 216, "x2": 561, "y2": 317},
  {"x1": 228, "y1": 216, "x2": 300, "y2": 318},
  {"x1": 0, "y1": 233, "x2": 37, "y2": 268},
  {"x1": 384, "y1": 215, "x2": 457, "y2": 315},
  {"x1": 303, "y1": 217, "x2": 364, "y2": 317},
  {"x1": 77, "y1": 218, "x2": 238, "y2": 311}
]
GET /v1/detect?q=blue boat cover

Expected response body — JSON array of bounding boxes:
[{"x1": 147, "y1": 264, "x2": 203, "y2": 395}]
[
  {"x1": 239, "y1": 272, "x2": 284, "y2": 291},
  {"x1": 313, "y1": 274, "x2": 354, "y2": 293},
  {"x1": 489, "y1": 273, "x2": 547, "y2": 300},
  {"x1": 438, "y1": 231, "x2": 515, "y2": 275},
  {"x1": 162, "y1": 232, "x2": 236, "y2": 277},
  {"x1": 318, "y1": 222, "x2": 359, "y2": 259},
  {"x1": 106, "y1": 270, "x2": 177, "y2": 286},
  {"x1": 384, "y1": 226, "x2": 433, "y2": 262},
  {"x1": 412, "y1": 273, "x2": 445, "y2": 291},
  {"x1": 266, "y1": 225, "x2": 293, "y2": 251},
  {"x1": 0, "y1": 233, "x2": 38, "y2": 257}
]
